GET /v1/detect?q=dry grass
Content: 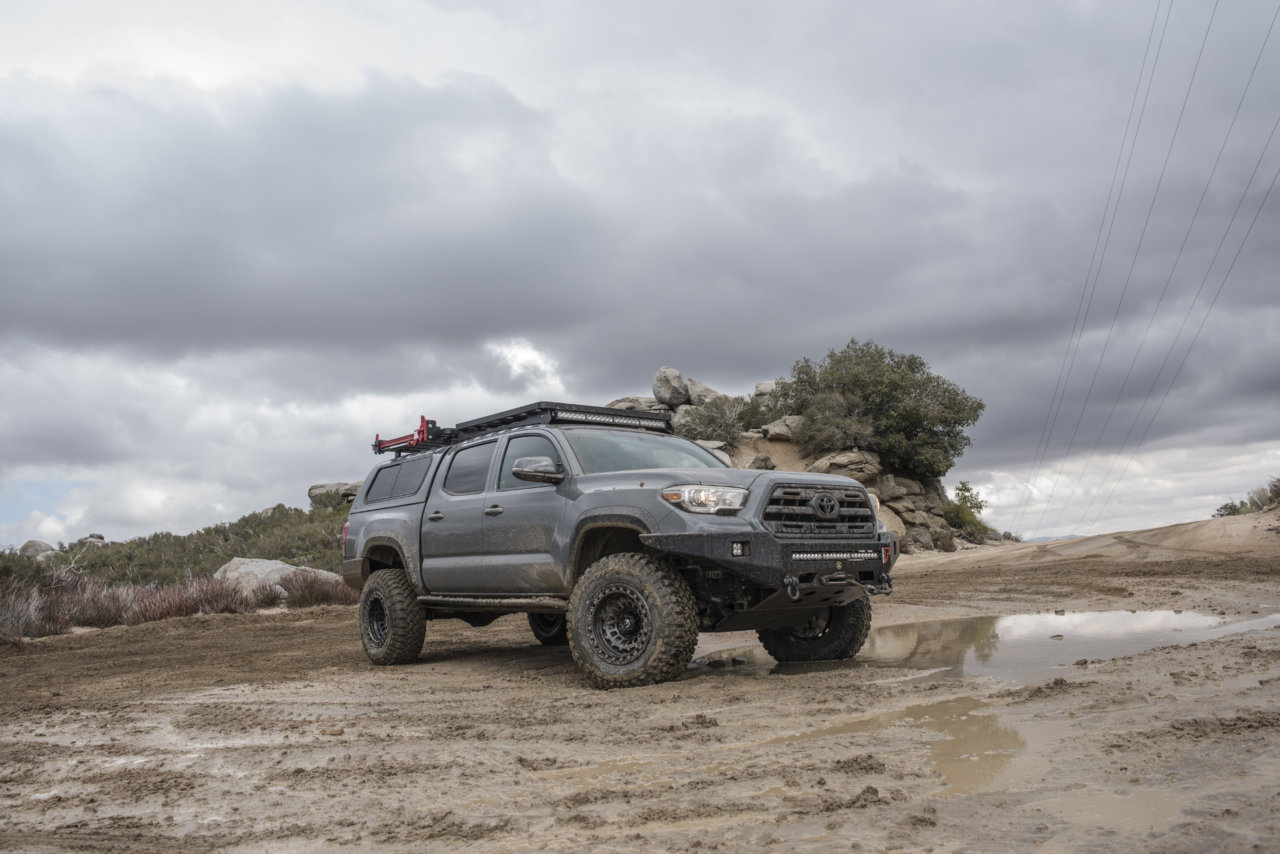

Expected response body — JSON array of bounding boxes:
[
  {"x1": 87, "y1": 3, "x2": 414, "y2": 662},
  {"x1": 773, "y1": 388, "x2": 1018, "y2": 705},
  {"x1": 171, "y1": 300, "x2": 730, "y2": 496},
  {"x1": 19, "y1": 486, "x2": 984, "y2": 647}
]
[
  {"x1": 275, "y1": 570, "x2": 359, "y2": 608},
  {"x1": 0, "y1": 570, "x2": 350, "y2": 646}
]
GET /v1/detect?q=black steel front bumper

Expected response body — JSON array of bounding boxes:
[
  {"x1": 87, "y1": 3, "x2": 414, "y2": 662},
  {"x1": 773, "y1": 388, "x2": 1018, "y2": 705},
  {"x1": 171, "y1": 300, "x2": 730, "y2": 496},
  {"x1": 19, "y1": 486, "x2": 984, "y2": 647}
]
[{"x1": 639, "y1": 529, "x2": 897, "y2": 598}]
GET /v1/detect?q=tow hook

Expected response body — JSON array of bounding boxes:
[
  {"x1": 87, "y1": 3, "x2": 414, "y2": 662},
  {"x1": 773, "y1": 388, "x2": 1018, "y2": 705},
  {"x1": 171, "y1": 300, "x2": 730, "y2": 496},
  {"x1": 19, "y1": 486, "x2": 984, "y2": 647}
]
[
  {"x1": 782, "y1": 574, "x2": 801, "y2": 601},
  {"x1": 868, "y1": 571, "x2": 894, "y2": 596}
]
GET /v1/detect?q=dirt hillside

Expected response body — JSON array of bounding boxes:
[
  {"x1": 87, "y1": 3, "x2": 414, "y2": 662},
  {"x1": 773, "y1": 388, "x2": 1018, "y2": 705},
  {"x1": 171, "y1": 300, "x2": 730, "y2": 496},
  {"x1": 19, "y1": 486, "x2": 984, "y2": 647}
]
[{"x1": 2, "y1": 509, "x2": 1278, "y2": 852}]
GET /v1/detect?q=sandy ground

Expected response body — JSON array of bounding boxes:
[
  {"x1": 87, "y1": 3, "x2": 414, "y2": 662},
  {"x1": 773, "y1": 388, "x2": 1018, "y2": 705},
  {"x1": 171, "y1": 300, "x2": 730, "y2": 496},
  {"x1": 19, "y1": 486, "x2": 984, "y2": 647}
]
[{"x1": 2, "y1": 508, "x2": 1279, "y2": 852}]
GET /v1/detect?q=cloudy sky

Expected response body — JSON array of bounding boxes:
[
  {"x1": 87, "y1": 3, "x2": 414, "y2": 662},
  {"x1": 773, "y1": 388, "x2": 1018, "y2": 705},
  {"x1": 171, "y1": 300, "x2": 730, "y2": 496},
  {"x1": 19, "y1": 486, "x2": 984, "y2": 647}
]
[{"x1": 2, "y1": 0, "x2": 1278, "y2": 547}]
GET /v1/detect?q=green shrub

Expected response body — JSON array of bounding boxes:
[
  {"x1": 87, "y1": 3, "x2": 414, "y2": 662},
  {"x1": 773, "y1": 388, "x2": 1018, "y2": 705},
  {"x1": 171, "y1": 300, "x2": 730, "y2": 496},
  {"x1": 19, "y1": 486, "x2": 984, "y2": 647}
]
[
  {"x1": 676, "y1": 395, "x2": 748, "y2": 449},
  {"x1": 774, "y1": 339, "x2": 984, "y2": 477},
  {"x1": 740, "y1": 396, "x2": 787, "y2": 431},
  {"x1": 942, "y1": 481, "x2": 996, "y2": 543},
  {"x1": 793, "y1": 392, "x2": 875, "y2": 460}
]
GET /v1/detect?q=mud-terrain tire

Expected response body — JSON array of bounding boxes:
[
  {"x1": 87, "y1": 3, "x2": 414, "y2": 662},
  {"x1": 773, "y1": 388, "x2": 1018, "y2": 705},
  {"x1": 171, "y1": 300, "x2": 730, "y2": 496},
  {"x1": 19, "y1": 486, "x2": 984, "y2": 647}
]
[
  {"x1": 757, "y1": 596, "x2": 871, "y2": 663},
  {"x1": 528, "y1": 613, "x2": 569, "y2": 646},
  {"x1": 359, "y1": 568, "x2": 426, "y2": 665},
  {"x1": 568, "y1": 553, "x2": 698, "y2": 689}
]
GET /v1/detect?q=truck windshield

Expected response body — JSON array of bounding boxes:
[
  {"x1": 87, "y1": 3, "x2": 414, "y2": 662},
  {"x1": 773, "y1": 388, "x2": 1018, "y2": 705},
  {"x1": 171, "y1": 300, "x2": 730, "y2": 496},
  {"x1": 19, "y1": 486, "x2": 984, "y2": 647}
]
[{"x1": 562, "y1": 428, "x2": 727, "y2": 473}]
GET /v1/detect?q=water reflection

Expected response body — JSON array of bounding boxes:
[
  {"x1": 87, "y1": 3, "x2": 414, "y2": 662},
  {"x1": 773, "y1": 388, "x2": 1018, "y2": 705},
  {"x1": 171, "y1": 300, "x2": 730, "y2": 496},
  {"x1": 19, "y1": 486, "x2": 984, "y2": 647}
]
[
  {"x1": 693, "y1": 610, "x2": 1280, "y2": 685},
  {"x1": 859, "y1": 610, "x2": 1280, "y2": 684}
]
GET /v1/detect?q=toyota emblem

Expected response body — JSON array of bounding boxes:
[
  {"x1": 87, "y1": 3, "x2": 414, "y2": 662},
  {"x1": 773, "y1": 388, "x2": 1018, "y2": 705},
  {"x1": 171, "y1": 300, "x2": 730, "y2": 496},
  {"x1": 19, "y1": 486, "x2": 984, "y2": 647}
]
[{"x1": 812, "y1": 493, "x2": 840, "y2": 520}]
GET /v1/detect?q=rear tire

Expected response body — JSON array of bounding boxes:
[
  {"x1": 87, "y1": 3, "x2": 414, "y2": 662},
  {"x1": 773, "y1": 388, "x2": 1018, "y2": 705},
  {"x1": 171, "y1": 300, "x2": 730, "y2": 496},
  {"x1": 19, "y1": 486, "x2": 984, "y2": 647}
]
[
  {"x1": 528, "y1": 612, "x2": 569, "y2": 646},
  {"x1": 359, "y1": 568, "x2": 426, "y2": 665},
  {"x1": 568, "y1": 553, "x2": 698, "y2": 689},
  {"x1": 757, "y1": 596, "x2": 871, "y2": 663}
]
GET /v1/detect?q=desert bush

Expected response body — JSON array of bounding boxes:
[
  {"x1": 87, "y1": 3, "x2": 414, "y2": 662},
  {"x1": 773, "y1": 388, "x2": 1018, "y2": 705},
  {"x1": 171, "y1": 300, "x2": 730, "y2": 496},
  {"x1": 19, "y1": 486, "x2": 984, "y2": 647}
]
[
  {"x1": 183, "y1": 576, "x2": 256, "y2": 615},
  {"x1": 934, "y1": 530, "x2": 957, "y2": 552},
  {"x1": 275, "y1": 570, "x2": 359, "y2": 608},
  {"x1": 740, "y1": 395, "x2": 787, "y2": 431},
  {"x1": 1214, "y1": 501, "x2": 1244, "y2": 517},
  {"x1": 1269, "y1": 476, "x2": 1280, "y2": 503},
  {"x1": 0, "y1": 576, "x2": 42, "y2": 648},
  {"x1": 676, "y1": 395, "x2": 748, "y2": 449},
  {"x1": 941, "y1": 482, "x2": 997, "y2": 544},
  {"x1": 51, "y1": 572, "x2": 134, "y2": 629},
  {"x1": 0, "y1": 548, "x2": 43, "y2": 583},
  {"x1": 254, "y1": 584, "x2": 286, "y2": 608},
  {"x1": 774, "y1": 338, "x2": 984, "y2": 477},
  {"x1": 1246, "y1": 487, "x2": 1270, "y2": 512},
  {"x1": 123, "y1": 586, "x2": 198, "y2": 625},
  {"x1": 793, "y1": 391, "x2": 875, "y2": 460}
]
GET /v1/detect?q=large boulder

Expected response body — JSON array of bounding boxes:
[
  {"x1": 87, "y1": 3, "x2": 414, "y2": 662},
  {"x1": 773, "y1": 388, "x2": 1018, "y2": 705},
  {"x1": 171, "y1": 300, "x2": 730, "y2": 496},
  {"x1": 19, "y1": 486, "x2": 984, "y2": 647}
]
[
  {"x1": 652, "y1": 367, "x2": 691, "y2": 408},
  {"x1": 308, "y1": 483, "x2": 363, "y2": 505},
  {"x1": 19, "y1": 540, "x2": 55, "y2": 560},
  {"x1": 752, "y1": 381, "x2": 777, "y2": 407},
  {"x1": 213, "y1": 558, "x2": 341, "y2": 595},
  {"x1": 807, "y1": 450, "x2": 882, "y2": 482},
  {"x1": 876, "y1": 505, "x2": 907, "y2": 539},
  {"x1": 760, "y1": 415, "x2": 804, "y2": 442},
  {"x1": 693, "y1": 440, "x2": 733, "y2": 466},
  {"x1": 685, "y1": 379, "x2": 723, "y2": 407},
  {"x1": 605, "y1": 396, "x2": 668, "y2": 412}
]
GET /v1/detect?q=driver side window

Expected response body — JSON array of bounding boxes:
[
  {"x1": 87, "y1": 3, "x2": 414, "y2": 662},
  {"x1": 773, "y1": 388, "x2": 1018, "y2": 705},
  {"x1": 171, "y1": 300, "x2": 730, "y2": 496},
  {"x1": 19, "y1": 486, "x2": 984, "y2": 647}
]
[{"x1": 499, "y1": 435, "x2": 561, "y2": 490}]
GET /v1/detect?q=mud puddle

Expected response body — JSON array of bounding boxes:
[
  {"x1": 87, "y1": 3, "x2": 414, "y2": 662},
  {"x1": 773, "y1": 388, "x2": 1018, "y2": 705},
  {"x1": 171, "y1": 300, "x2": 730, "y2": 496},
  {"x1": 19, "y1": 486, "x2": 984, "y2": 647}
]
[
  {"x1": 689, "y1": 610, "x2": 1280, "y2": 799},
  {"x1": 694, "y1": 610, "x2": 1280, "y2": 685}
]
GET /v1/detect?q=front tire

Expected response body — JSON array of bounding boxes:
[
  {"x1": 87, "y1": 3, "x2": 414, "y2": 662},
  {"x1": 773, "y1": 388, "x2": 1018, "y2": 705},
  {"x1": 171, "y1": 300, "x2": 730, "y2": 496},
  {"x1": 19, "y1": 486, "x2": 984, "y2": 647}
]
[
  {"x1": 568, "y1": 553, "x2": 698, "y2": 689},
  {"x1": 359, "y1": 568, "x2": 426, "y2": 665},
  {"x1": 528, "y1": 612, "x2": 569, "y2": 646},
  {"x1": 757, "y1": 596, "x2": 872, "y2": 663}
]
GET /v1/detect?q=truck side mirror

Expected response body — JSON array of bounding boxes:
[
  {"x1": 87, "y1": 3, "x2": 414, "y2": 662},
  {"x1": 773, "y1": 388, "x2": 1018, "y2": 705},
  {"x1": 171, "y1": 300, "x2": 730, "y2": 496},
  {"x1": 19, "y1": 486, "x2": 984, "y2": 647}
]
[{"x1": 512, "y1": 456, "x2": 564, "y2": 484}]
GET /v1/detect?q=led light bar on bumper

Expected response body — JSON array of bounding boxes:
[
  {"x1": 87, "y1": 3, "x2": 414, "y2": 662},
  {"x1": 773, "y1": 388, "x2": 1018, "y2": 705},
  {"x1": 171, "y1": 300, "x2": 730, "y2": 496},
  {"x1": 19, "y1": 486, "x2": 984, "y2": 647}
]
[{"x1": 661, "y1": 485, "x2": 748, "y2": 514}]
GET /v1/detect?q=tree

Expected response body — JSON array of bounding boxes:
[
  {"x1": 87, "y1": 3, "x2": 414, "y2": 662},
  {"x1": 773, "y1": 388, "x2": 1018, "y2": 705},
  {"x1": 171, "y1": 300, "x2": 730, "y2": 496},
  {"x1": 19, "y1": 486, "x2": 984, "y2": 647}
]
[{"x1": 774, "y1": 339, "x2": 984, "y2": 477}]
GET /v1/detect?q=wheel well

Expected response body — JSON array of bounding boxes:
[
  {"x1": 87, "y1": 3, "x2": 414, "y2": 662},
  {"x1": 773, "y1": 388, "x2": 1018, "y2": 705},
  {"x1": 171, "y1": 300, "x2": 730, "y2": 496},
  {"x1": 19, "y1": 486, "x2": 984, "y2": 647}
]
[
  {"x1": 366, "y1": 544, "x2": 405, "y2": 572},
  {"x1": 573, "y1": 526, "x2": 646, "y2": 582}
]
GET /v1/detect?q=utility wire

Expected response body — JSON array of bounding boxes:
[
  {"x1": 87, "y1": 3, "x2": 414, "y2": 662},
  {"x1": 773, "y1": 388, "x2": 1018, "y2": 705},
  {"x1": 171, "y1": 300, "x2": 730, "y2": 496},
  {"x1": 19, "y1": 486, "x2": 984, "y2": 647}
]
[
  {"x1": 1041, "y1": 0, "x2": 1222, "y2": 532},
  {"x1": 1080, "y1": 111, "x2": 1280, "y2": 533},
  {"x1": 1009, "y1": 0, "x2": 1167, "y2": 535},
  {"x1": 1073, "y1": 0, "x2": 1280, "y2": 531},
  {"x1": 1026, "y1": 0, "x2": 1177, "y2": 537}
]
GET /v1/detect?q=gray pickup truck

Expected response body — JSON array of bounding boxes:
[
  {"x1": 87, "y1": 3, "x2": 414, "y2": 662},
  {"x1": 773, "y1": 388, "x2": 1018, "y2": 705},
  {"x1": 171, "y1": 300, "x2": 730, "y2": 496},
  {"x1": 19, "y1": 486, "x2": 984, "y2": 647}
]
[{"x1": 342, "y1": 401, "x2": 897, "y2": 688}]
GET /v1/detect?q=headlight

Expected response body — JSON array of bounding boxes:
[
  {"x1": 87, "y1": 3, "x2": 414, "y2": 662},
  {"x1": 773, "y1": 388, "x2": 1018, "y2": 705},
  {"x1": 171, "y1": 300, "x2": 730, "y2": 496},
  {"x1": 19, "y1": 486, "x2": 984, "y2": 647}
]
[{"x1": 660, "y1": 485, "x2": 749, "y2": 514}]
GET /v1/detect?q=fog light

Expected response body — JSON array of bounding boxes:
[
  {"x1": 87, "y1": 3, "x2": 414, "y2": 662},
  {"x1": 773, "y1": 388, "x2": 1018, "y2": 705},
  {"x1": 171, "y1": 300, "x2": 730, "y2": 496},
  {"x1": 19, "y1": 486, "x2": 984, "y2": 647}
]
[{"x1": 731, "y1": 541, "x2": 750, "y2": 557}]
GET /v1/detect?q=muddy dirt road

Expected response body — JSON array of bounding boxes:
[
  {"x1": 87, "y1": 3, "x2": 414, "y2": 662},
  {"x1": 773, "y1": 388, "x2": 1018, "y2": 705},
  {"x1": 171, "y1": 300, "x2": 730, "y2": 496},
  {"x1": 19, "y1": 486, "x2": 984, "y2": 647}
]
[{"x1": 3, "y1": 510, "x2": 1279, "y2": 852}]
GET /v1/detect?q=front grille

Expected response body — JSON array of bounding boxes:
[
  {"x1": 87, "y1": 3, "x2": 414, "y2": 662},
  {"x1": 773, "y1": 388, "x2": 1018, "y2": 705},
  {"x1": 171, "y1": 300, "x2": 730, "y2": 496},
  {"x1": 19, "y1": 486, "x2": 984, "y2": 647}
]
[{"x1": 761, "y1": 484, "x2": 876, "y2": 538}]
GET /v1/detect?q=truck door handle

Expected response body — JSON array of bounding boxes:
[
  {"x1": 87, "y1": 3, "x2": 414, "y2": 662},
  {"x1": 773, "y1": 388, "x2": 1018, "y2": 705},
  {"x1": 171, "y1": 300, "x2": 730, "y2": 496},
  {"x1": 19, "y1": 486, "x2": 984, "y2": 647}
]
[
  {"x1": 426, "y1": 511, "x2": 444, "y2": 522},
  {"x1": 484, "y1": 505, "x2": 504, "y2": 517}
]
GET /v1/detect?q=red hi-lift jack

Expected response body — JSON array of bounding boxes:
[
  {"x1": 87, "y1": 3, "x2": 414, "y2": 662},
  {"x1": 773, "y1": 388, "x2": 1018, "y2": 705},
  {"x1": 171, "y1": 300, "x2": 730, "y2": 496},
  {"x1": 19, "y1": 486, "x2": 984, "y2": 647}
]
[{"x1": 372, "y1": 416, "x2": 453, "y2": 456}]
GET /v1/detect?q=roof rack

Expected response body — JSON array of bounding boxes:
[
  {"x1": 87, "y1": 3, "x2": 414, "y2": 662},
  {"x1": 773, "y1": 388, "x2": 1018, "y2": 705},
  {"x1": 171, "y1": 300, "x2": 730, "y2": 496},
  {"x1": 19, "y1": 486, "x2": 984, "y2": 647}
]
[{"x1": 372, "y1": 402, "x2": 672, "y2": 456}]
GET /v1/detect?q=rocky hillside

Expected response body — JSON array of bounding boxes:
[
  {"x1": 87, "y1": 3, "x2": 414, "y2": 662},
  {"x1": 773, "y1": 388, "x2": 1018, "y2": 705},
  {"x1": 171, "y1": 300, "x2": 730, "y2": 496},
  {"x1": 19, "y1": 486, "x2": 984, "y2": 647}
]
[{"x1": 607, "y1": 366, "x2": 953, "y2": 549}]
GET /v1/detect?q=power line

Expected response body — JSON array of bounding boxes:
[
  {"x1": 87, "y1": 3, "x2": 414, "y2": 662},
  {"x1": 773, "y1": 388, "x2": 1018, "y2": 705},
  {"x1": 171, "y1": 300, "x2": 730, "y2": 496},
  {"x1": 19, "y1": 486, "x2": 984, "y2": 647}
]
[
  {"x1": 1009, "y1": 0, "x2": 1168, "y2": 535},
  {"x1": 1072, "y1": 0, "x2": 1280, "y2": 531},
  {"x1": 1041, "y1": 0, "x2": 1223, "y2": 532}
]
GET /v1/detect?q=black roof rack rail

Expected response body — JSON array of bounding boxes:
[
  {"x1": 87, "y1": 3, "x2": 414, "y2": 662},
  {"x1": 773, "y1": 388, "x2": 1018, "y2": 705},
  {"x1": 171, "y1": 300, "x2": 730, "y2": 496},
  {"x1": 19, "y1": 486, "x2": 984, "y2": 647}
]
[{"x1": 373, "y1": 401, "x2": 671, "y2": 456}]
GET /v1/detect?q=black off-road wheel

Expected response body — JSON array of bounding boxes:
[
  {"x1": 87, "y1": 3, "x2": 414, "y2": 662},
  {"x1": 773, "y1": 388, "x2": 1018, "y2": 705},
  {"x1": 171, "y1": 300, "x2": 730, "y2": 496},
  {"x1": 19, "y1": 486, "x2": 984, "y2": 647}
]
[
  {"x1": 567, "y1": 553, "x2": 698, "y2": 689},
  {"x1": 359, "y1": 568, "x2": 426, "y2": 666},
  {"x1": 757, "y1": 595, "x2": 872, "y2": 663},
  {"x1": 527, "y1": 612, "x2": 569, "y2": 646}
]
